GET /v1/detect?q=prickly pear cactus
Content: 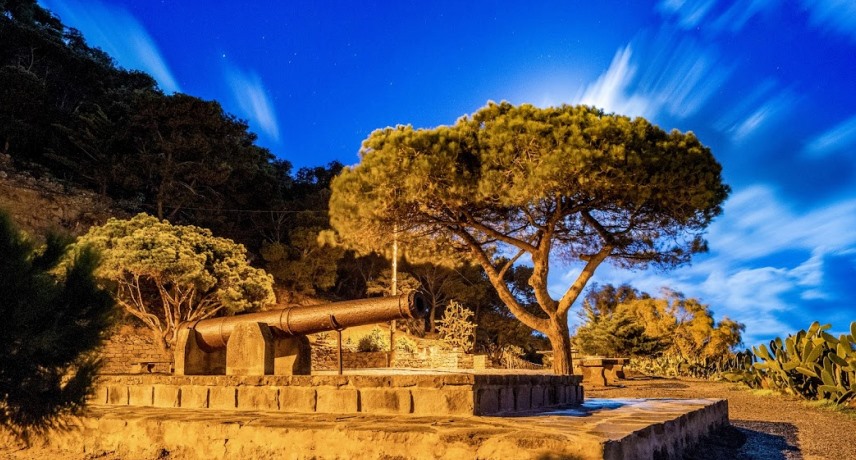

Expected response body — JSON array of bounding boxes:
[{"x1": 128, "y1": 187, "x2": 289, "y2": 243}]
[{"x1": 723, "y1": 321, "x2": 856, "y2": 405}]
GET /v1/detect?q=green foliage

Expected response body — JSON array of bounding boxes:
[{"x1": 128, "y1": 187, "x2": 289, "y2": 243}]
[
  {"x1": 723, "y1": 322, "x2": 856, "y2": 405},
  {"x1": 70, "y1": 214, "x2": 275, "y2": 350},
  {"x1": 0, "y1": 210, "x2": 114, "y2": 439},
  {"x1": 629, "y1": 352, "x2": 753, "y2": 379},
  {"x1": 330, "y1": 101, "x2": 729, "y2": 374},
  {"x1": 575, "y1": 309, "x2": 668, "y2": 358},
  {"x1": 357, "y1": 326, "x2": 390, "y2": 352},
  {"x1": 395, "y1": 336, "x2": 417, "y2": 353},
  {"x1": 261, "y1": 228, "x2": 344, "y2": 296},
  {"x1": 574, "y1": 284, "x2": 744, "y2": 375},
  {"x1": 437, "y1": 301, "x2": 477, "y2": 353}
]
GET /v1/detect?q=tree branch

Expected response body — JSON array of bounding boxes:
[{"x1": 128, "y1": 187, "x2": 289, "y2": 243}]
[
  {"x1": 453, "y1": 228, "x2": 549, "y2": 332},
  {"x1": 556, "y1": 244, "x2": 614, "y2": 316}
]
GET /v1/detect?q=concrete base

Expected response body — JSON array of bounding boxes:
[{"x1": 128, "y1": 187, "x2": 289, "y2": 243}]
[{"x1": 29, "y1": 398, "x2": 728, "y2": 460}]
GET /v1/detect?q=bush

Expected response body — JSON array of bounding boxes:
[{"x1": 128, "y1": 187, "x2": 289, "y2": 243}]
[
  {"x1": 437, "y1": 300, "x2": 476, "y2": 353},
  {"x1": 357, "y1": 327, "x2": 390, "y2": 352},
  {"x1": 395, "y1": 336, "x2": 417, "y2": 353}
]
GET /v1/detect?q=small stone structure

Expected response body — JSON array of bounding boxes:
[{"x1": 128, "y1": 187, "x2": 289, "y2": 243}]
[
  {"x1": 92, "y1": 373, "x2": 583, "y2": 416},
  {"x1": 578, "y1": 357, "x2": 628, "y2": 386}
]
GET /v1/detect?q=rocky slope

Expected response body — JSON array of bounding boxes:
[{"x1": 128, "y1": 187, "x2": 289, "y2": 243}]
[{"x1": 0, "y1": 154, "x2": 121, "y2": 238}]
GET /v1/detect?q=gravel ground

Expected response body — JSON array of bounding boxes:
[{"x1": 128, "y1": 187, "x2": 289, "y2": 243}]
[{"x1": 586, "y1": 377, "x2": 856, "y2": 460}]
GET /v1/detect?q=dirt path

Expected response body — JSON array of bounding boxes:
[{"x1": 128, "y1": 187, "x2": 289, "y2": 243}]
[{"x1": 586, "y1": 377, "x2": 856, "y2": 460}]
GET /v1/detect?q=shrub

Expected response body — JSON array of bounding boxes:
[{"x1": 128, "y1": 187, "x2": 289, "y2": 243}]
[
  {"x1": 395, "y1": 336, "x2": 417, "y2": 353},
  {"x1": 357, "y1": 327, "x2": 390, "y2": 352}
]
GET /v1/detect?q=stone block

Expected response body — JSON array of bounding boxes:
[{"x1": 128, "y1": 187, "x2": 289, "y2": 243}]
[
  {"x1": 279, "y1": 386, "x2": 317, "y2": 413},
  {"x1": 515, "y1": 386, "x2": 531, "y2": 411},
  {"x1": 237, "y1": 386, "x2": 279, "y2": 411},
  {"x1": 180, "y1": 385, "x2": 209, "y2": 409},
  {"x1": 106, "y1": 385, "x2": 128, "y2": 405},
  {"x1": 89, "y1": 384, "x2": 108, "y2": 404},
  {"x1": 128, "y1": 385, "x2": 153, "y2": 406},
  {"x1": 227, "y1": 322, "x2": 274, "y2": 376},
  {"x1": 412, "y1": 388, "x2": 474, "y2": 416},
  {"x1": 530, "y1": 386, "x2": 545, "y2": 409},
  {"x1": 544, "y1": 385, "x2": 559, "y2": 406},
  {"x1": 476, "y1": 388, "x2": 500, "y2": 415},
  {"x1": 359, "y1": 388, "x2": 412, "y2": 414},
  {"x1": 499, "y1": 387, "x2": 516, "y2": 413},
  {"x1": 316, "y1": 387, "x2": 359, "y2": 413},
  {"x1": 153, "y1": 384, "x2": 180, "y2": 408},
  {"x1": 209, "y1": 386, "x2": 237, "y2": 409},
  {"x1": 273, "y1": 336, "x2": 311, "y2": 375}
]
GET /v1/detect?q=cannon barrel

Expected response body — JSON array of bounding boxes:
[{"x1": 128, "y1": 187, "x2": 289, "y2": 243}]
[{"x1": 185, "y1": 292, "x2": 428, "y2": 350}]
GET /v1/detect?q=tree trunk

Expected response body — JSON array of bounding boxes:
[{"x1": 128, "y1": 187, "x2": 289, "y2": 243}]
[{"x1": 547, "y1": 315, "x2": 574, "y2": 375}]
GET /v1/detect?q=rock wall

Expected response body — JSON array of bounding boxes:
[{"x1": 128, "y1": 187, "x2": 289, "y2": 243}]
[{"x1": 311, "y1": 346, "x2": 388, "y2": 370}]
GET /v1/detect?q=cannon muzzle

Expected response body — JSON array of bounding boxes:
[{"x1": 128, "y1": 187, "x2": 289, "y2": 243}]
[{"x1": 184, "y1": 292, "x2": 428, "y2": 351}]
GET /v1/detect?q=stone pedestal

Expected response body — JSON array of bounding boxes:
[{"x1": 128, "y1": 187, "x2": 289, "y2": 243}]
[
  {"x1": 174, "y1": 327, "x2": 226, "y2": 375},
  {"x1": 227, "y1": 322, "x2": 275, "y2": 376},
  {"x1": 274, "y1": 335, "x2": 312, "y2": 375},
  {"x1": 174, "y1": 323, "x2": 312, "y2": 376}
]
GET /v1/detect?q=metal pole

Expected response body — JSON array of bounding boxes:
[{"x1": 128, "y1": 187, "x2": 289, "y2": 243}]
[
  {"x1": 389, "y1": 228, "x2": 398, "y2": 368},
  {"x1": 337, "y1": 328, "x2": 343, "y2": 375}
]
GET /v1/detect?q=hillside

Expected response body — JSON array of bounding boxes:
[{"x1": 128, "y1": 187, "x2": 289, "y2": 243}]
[{"x1": 0, "y1": 153, "x2": 120, "y2": 238}]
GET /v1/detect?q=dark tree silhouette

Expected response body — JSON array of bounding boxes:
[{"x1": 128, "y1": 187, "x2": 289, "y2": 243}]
[{"x1": 0, "y1": 210, "x2": 114, "y2": 440}]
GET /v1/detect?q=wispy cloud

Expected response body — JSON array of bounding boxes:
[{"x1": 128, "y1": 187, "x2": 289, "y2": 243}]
[
  {"x1": 714, "y1": 82, "x2": 796, "y2": 142},
  {"x1": 710, "y1": 0, "x2": 777, "y2": 33},
  {"x1": 802, "y1": 0, "x2": 856, "y2": 43},
  {"x1": 657, "y1": 0, "x2": 716, "y2": 29},
  {"x1": 42, "y1": 0, "x2": 179, "y2": 93},
  {"x1": 804, "y1": 114, "x2": 856, "y2": 158},
  {"x1": 575, "y1": 35, "x2": 730, "y2": 120},
  {"x1": 575, "y1": 46, "x2": 653, "y2": 118},
  {"x1": 225, "y1": 67, "x2": 281, "y2": 142},
  {"x1": 657, "y1": 0, "x2": 778, "y2": 33}
]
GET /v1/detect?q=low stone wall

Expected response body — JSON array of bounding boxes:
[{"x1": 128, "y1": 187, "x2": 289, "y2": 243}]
[
  {"x1": 311, "y1": 346, "x2": 388, "y2": 370},
  {"x1": 93, "y1": 373, "x2": 583, "y2": 416},
  {"x1": 312, "y1": 345, "x2": 476, "y2": 371},
  {"x1": 100, "y1": 326, "x2": 172, "y2": 374}
]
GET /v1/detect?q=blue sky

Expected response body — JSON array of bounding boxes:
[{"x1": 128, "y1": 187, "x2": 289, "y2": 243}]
[{"x1": 39, "y1": 0, "x2": 856, "y2": 347}]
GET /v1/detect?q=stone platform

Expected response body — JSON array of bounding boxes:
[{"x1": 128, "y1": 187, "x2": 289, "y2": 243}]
[
  {"x1": 93, "y1": 370, "x2": 583, "y2": 416},
  {"x1": 32, "y1": 397, "x2": 728, "y2": 459}
]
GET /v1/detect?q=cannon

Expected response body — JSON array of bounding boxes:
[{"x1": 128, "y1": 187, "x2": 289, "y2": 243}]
[{"x1": 174, "y1": 292, "x2": 428, "y2": 376}]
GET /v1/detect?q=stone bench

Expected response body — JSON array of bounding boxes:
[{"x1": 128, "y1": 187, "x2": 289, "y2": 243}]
[{"x1": 578, "y1": 358, "x2": 628, "y2": 386}]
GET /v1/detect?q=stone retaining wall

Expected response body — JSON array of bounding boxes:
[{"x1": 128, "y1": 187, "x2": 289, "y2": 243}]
[
  {"x1": 93, "y1": 373, "x2": 583, "y2": 416},
  {"x1": 100, "y1": 326, "x2": 172, "y2": 374}
]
